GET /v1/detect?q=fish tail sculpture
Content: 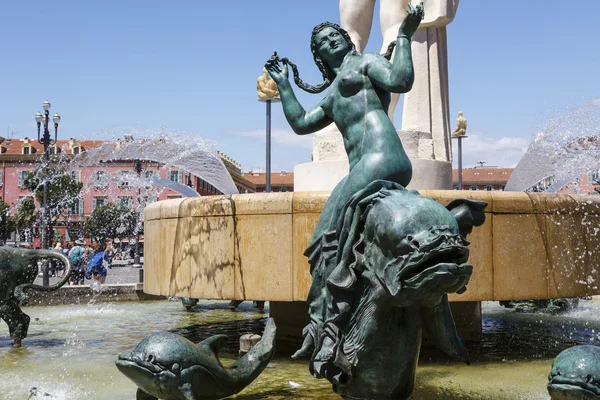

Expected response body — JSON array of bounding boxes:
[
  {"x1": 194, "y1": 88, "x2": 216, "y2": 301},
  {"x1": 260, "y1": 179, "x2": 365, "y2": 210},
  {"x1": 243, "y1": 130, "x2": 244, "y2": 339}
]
[
  {"x1": 116, "y1": 318, "x2": 276, "y2": 400},
  {"x1": 0, "y1": 246, "x2": 73, "y2": 347}
]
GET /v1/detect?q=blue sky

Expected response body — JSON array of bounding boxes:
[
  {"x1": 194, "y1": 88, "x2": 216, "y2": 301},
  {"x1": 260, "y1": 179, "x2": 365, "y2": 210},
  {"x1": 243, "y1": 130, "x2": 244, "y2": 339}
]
[{"x1": 1, "y1": 1, "x2": 599, "y2": 172}]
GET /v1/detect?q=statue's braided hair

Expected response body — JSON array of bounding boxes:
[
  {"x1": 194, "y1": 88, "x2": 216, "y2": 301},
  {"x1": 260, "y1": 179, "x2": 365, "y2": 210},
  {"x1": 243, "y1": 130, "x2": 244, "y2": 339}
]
[
  {"x1": 276, "y1": 22, "x2": 357, "y2": 94},
  {"x1": 275, "y1": 22, "x2": 396, "y2": 94}
]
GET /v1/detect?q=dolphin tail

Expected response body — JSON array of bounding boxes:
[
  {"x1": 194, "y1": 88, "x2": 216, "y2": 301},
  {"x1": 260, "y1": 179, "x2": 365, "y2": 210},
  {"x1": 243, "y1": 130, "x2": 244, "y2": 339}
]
[
  {"x1": 229, "y1": 318, "x2": 277, "y2": 385},
  {"x1": 14, "y1": 249, "x2": 73, "y2": 305},
  {"x1": 420, "y1": 295, "x2": 470, "y2": 365}
]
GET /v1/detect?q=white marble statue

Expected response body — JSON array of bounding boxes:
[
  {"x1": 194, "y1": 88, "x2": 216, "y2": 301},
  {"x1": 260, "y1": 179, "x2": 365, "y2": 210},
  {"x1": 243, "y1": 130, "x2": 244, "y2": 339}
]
[{"x1": 339, "y1": 0, "x2": 459, "y2": 162}]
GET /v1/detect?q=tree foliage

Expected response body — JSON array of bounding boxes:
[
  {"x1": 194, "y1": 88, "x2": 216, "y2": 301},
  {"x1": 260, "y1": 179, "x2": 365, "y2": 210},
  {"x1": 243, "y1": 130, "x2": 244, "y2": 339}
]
[
  {"x1": 23, "y1": 163, "x2": 83, "y2": 221},
  {"x1": 0, "y1": 199, "x2": 15, "y2": 244},
  {"x1": 85, "y1": 203, "x2": 136, "y2": 242},
  {"x1": 14, "y1": 197, "x2": 37, "y2": 243},
  {"x1": 14, "y1": 197, "x2": 36, "y2": 231}
]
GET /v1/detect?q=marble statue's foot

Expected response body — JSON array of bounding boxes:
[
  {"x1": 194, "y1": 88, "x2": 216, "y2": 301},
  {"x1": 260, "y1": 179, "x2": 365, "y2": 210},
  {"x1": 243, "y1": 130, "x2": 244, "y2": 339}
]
[{"x1": 12, "y1": 339, "x2": 22, "y2": 348}]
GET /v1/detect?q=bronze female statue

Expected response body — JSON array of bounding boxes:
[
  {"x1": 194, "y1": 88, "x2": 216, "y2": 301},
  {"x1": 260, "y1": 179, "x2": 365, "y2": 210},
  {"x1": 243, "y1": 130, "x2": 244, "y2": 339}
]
[
  {"x1": 265, "y1": 5, "x2": 423, "y2": 245},
  {"x1": 265, "y1": 0, "x2": 425, "y2": 387},
  {"x1": 267, "y1": 5, "x2": 487, "y2": 399}
]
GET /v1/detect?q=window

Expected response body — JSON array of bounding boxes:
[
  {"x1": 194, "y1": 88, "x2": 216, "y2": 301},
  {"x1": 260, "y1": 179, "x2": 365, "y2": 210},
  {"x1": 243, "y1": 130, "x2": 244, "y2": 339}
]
[
  {"x1": 118, "y1": 171, "x2": 130, "y2": 187},
  {"x1": 280, "y1": 188, "x2": 289, "y2": 192},
  {"x1": 145, "y1": 170, "x2": 157, "y2": 180},
  {"x1": 18, "y1": 171, "x2": 30, "y2": 188},
  {"x1": 73, "y1": 146, "x2": 80, "y2": 155},
  {"x1": 169, "y1": 170, "x2": 182, "y2": 183},
  {"x1": 0, "y1": 171, "x2": 3, "y2": 187},
  {"x1": 589, "y1": 169, "x2": 600, "y2": 184},
  {"x1": 69, "y1": 198, "x2": 84, "y2": 216},
  {"x1": 141, "y1": 195, "x2": 158, "y2": 208},
  {"x1": 92, "y1": 197, "x2": 107, "y2": 211},
  {"x1": 167, "y1": 195, "x2": 182, "y2": 199},
  {"x1": 49, "y1": 145, "x2": 57, "y2": 155},
  {"x1": 485, "y1": 186, "x2": 493, "y2": 191},
  {"x1": 453, "y1": 186, "x2": 459, "y2": 190},
  {"x1": 470, "y1": 186, "x2": 479, "y2": 191},
  {"x1": 500, "y1": 185, "x2": 506, "y2": 191},
  {"x1": 70, "y1": 171, "x2": 81, "y2": 182},
  {"x1": 120, "y1": 196, "x2": 133, "y2": 207},
  {"x1": 93, "y1": 171, "x2": 109, "y2": 188},
  {"x1": 22, "y1": 146, "x2": 30, "y2": 155}
]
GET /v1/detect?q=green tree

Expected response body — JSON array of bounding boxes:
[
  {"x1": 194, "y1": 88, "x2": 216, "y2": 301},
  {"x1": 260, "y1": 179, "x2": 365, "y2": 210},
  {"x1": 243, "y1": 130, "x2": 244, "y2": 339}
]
[
  {"x1": 0, "y1": 199, "x2": 15, "y2": 244},
  {"x1": 85, "y1": 203, "x2": 136, "y2": 243},
  {"x1": 14, "y1": 197, "x2": 37, "y2": 243},
  {"x1": 24, "y1": 164, "x2": 83, "y2": 221}
]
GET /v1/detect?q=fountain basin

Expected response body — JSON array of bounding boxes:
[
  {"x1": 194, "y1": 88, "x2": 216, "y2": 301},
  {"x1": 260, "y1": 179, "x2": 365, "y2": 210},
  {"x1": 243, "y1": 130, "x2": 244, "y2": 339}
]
[{"x1": 143, "y1": 191, "x2": 600, "y2": 302}]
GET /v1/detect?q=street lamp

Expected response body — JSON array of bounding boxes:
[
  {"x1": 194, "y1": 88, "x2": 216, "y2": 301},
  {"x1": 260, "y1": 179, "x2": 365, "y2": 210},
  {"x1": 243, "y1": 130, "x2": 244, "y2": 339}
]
[
  {"x1": 34, "y1": 100, "x2": 61, "y2": 286},
  {"x1": 132, "y1": 159, "x2": 143, "y2": 268}
]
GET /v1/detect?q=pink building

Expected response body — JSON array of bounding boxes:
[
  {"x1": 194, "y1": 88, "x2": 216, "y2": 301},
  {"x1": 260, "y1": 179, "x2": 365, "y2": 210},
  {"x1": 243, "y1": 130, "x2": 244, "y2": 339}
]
[{"x1": 0, "y1": 137, "x2": 254, "y2": 245}]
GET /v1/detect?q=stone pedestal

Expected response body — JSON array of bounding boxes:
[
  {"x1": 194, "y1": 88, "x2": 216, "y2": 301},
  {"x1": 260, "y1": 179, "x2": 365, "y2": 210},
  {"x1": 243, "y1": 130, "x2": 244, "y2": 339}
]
[
  {"x1": 269, "y1": 301, "x2": 310, "y2": 356},
  {"x1": 270, "y1": 301, "x2": 481, "y2": 356},
  {"x1": 294, "y1": 128, "x2": 452, "y2": 192}
]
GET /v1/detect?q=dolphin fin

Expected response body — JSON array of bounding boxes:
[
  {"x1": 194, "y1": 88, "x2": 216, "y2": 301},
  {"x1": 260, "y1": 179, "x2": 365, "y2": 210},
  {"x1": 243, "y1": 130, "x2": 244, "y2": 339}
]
[
  {"x1": 198, "y1": 334, "x2": 229, "y2": 359},
  {"x1": 420, "y1": 295, "x2": 470, "y2": 365},
  {"x1": 229, "y1": 318, "x2": 277, "y2": 386}
]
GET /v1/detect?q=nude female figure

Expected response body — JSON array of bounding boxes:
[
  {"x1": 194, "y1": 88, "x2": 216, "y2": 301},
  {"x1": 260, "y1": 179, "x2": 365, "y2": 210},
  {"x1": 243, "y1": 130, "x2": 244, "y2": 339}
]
[
  {"x1": 339, "y1": 0, "x2": 410, "y2": 122},
  {"x1": 266, "y1": 4, "x2": 423, "y2": 255},
  {"x1": 265, "y1": 2, "x2": 424, "y2": 379}
]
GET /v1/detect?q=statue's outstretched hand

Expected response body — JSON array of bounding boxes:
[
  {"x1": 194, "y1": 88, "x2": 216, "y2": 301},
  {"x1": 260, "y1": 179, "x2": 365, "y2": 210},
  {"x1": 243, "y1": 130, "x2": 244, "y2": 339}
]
[
  {"x1": 265, "y1": 54, "x2": 288, "y2": 85},
  {"x1": 399, "y1": 2, "x2": 425, "y2": 39}
]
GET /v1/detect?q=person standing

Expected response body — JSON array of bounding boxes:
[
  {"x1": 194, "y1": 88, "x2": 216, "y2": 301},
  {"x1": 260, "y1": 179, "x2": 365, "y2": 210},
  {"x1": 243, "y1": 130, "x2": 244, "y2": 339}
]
[
  {"x1": 85, "y1": 243, "x2": 110, "y2": 284},
  {"x1": 68, "y1": 239, "x2": 85, "y2": 285}
]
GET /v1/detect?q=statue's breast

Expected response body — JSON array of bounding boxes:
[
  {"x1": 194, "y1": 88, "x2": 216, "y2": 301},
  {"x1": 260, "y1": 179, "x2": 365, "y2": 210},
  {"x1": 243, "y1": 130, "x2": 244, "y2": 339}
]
[{"x1": 337, "y1": 69, "x2": 364, "y2": 97}]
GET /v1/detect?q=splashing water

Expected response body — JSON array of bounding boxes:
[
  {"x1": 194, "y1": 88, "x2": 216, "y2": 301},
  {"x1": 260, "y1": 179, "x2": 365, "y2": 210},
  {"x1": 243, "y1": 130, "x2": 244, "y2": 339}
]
[
  {"x1": 506, "y1": 100, "x2": 600, "y2": 193},
  {"x1": 73, "y1": 127, "x2": 238, "y2": 195}
]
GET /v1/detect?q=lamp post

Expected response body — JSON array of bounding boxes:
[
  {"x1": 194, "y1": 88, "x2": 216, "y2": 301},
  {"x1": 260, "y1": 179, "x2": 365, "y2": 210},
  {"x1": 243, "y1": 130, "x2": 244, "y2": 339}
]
[
  {"x1": 452, "y1": 135, "x2": 467, "y2": 190},
  {"x1": 132, "y1": 159, "x2": 143, "y2": 268},
  {"x1": 34, "y1": 101, "x2": 61, "y2": 287},
  {"x1": 258, "y1": 98, "x2": 281, "y2": 193}
]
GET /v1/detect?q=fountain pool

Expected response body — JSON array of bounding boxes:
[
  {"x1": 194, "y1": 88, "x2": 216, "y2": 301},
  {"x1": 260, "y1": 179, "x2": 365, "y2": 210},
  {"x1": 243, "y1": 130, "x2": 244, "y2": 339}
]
[{"x1": 3, "y1": 299, "x2": 600, "y2": 399}]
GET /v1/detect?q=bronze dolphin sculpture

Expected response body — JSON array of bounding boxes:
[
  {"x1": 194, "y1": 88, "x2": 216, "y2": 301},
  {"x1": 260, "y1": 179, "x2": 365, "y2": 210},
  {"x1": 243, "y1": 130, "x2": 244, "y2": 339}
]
[
  {"x1": 549, "y1": 345, "x2": 600, "y2": 399},
  {"x1": 0, "y1": 246, "x2": 73, "y2": 347},
  {"x1": 294, "y1": 181, "x2": 486, "y2": 400},
  {"x1": 116, "y1": 318, "x2": 276, "y2": 400}
]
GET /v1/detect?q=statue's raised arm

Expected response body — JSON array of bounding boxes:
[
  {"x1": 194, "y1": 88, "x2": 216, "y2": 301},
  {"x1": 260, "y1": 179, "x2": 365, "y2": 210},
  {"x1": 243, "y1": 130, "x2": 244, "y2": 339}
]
[
  {"x1": 367, "y1": 2, "x2": 424, "y2": 93},
  {"x1": 265, "y1": 54, "x2": 333, "y2": 135}
]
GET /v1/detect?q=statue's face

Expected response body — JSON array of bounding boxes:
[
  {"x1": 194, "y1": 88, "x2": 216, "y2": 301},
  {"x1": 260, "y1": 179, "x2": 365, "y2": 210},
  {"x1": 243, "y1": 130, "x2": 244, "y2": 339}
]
[{"x1": 314, "y1": 27, "x2": 349, "y2": 64}]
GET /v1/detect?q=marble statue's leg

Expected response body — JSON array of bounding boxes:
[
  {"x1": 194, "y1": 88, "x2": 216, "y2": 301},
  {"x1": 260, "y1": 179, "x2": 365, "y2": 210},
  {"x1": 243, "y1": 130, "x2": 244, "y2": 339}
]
[
  {"x1": 339, "y1": 0, "x2": 376, "y2": 52},
  {"x1": 380, "y1": 0, "x2": 410, "y2": 124}
]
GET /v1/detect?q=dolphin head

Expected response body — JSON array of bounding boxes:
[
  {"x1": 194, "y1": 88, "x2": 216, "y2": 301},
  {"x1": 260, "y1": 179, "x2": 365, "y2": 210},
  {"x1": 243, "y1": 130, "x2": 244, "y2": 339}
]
[
  {"x1": 116, "y1": 332, "x2": 207, "y2": 399},
  {"x1": 548, "y1": 345, "x2": 600, "y2": 400},
  {"x1": 362, "y1": 192, "x2": 472, "y2": 307}
]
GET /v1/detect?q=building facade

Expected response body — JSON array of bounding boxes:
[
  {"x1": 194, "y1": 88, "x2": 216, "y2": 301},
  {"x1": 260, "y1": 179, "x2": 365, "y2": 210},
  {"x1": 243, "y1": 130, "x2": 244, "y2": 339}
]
[
  {"x1": 0, "y1": 137, "x2": 253, "y2": 245},
  {"x1": 240, "y1": 171, "x2": 294, "y2": 192},
  {"x1": 452, "y1": 167, "x2": 513, "y2": 191}
]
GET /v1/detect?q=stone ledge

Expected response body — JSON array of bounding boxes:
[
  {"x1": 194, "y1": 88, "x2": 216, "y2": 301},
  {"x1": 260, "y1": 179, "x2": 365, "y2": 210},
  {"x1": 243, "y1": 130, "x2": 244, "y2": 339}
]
[
  {"x1": 144, "y1": 191, "x2": 600, "y2": 302},
  {"x1": 25, "y1": 284, "x2": 165, "y2": 306}
]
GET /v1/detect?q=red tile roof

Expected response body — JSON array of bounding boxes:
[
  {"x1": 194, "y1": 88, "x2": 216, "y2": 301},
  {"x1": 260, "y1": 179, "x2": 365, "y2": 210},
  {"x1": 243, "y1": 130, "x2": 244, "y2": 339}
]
[
  {"x1": 241, "y1": 172, "x2": 294, "y2": 186},
  {"x1": 0, "y1": 137, "x2": 106, "y2": 155},
  {"x1": 452, "y1": 168, "x2": 514, "y2": 184}
]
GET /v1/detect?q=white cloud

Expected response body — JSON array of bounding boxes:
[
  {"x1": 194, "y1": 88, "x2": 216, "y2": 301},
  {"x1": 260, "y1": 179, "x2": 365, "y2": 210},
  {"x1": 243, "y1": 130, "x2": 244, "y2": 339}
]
[
  {"x1": 228, "y1": 128, "x2": 313, "y2": 149},
  {"x1": 451, "y1": 133, "x2": 530, "y2": 168}
]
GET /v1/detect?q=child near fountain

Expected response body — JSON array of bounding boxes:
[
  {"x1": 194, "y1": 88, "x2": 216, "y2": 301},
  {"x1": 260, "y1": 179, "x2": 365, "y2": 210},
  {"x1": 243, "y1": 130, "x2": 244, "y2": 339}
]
[{"x1": 85, "y1": 243, "x2": 110, "y2": 284}]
